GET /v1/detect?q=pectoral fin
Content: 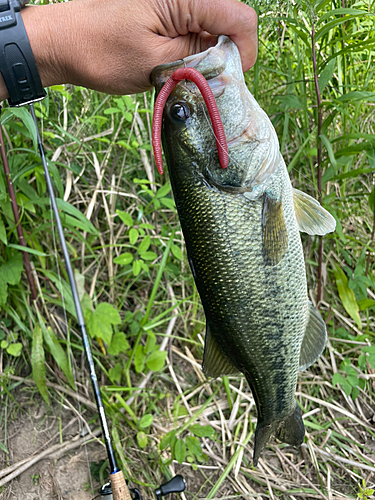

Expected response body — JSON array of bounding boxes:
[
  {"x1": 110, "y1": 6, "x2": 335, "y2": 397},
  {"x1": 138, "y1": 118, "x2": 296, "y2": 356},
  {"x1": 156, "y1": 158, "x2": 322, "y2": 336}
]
[
  {"x1": 293, "y1": 188, "x2": 336, "y2": 235},
  {"x1": 202, "y1": 325, "x2": 239, "y2": 378},
  {"x1": 299, "y1": 302, "x2": 327, "y2": 371},
  {"x1": 262, "y1": 193, "x2": 288, "y2": 266}
]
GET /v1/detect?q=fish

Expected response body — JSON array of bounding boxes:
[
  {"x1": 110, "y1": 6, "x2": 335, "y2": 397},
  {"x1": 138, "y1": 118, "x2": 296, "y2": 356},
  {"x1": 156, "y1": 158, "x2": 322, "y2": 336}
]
[{"x1": 151, "y1": 36, "x2": 336, "y2": 465}]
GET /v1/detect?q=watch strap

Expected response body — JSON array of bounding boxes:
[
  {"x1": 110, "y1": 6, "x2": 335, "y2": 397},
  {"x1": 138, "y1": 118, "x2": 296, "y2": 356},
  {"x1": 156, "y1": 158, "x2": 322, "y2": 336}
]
[{"x1": 0, "y1": 0, "x2": 46, "y2": 107}]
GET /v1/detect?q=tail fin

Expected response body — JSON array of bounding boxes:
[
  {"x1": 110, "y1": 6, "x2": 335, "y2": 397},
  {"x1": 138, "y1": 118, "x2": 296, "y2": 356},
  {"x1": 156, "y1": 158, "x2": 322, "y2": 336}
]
[{"x1": 253, "y1": 405, "x2": 305, "y2": 466}]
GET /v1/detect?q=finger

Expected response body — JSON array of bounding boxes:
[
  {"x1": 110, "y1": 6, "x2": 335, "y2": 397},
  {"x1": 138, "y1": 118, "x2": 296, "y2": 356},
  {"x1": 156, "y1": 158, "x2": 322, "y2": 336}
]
[{"x1": 189, "y1": 0, "x2": 258, "y2": 71}]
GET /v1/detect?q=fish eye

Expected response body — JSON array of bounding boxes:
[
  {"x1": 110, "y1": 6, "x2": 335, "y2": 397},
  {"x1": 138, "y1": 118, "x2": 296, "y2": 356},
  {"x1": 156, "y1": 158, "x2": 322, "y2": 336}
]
[{"x1": 170, "y1": 102, "x2": 190, "y2": 122}]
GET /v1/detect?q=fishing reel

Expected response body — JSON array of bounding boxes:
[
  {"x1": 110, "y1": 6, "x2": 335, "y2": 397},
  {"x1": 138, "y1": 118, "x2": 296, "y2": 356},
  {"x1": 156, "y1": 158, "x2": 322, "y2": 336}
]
[{"x1": 99, "y1": 474, "x2": 186, "y2": 500}]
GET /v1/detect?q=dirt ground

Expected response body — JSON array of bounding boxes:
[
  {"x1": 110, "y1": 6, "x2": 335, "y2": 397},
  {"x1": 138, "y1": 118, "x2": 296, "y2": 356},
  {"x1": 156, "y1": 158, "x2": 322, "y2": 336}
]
[{"x1": 0, "y1": 393, "x2": 105, "y2": 500}]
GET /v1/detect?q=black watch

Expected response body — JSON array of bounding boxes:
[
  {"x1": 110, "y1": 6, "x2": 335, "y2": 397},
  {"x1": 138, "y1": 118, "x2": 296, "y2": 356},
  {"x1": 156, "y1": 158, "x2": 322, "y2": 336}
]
[{"x1": 0, "y1": 0, "x2": 46, "y2": 107}]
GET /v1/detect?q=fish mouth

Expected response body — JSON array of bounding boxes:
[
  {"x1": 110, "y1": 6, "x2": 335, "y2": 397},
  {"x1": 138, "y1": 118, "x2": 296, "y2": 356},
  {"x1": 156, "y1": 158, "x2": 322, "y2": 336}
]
[{"x1": 150, "y1": 36, "x2": 237, "y2": 98}]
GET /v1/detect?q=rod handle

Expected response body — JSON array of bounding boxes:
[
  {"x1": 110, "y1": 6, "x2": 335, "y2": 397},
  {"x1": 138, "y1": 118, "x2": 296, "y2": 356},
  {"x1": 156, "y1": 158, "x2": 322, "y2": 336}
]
[{"x1": 111, "y1": 470, "x2": 132, "y2": 500}]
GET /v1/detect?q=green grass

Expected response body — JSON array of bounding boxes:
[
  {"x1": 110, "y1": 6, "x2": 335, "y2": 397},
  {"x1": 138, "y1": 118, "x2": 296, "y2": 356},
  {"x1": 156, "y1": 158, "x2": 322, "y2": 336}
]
[{"x1": 0, "y1": 0, "x2": 375, "y2": 498}]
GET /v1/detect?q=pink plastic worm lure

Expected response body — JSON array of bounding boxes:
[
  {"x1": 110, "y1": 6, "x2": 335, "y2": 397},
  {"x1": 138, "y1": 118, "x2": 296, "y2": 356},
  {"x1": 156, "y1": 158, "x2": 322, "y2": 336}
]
[{"x1": 152, "y1": 67, "x2": 229, "y2": 175}]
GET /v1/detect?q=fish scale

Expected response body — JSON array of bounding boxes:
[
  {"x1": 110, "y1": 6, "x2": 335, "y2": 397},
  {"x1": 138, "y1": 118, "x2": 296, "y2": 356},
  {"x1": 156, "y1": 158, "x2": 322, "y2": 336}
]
[{"x1": 151, "y1": 35, "x2": 336, "y2": 465}]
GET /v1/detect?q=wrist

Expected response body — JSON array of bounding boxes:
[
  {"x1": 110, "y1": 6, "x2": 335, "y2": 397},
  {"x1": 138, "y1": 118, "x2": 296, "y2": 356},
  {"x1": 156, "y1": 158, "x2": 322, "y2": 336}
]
[{"x1": 0, "y1": 2, "x2": 71, "y2": 102}]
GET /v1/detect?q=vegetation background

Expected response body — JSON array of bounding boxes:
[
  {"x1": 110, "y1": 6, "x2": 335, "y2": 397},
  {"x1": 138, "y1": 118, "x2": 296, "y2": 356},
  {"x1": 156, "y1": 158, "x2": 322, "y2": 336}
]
[{"x1": 0, "y1": 0, "x2": 374, "y2": 498}]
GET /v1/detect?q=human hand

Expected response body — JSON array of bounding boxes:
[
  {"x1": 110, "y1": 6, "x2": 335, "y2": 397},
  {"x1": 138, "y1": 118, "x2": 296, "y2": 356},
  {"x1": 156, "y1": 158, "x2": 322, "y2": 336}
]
[{"x1": 0, "y1": 0, "x2": 257, "y2": 100}]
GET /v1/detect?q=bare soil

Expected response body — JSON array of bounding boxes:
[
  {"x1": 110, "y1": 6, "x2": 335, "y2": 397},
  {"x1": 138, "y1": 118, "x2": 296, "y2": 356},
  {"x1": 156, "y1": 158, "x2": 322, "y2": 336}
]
[{"x1": 0, "y1": 393, "x2": 104, "y2": 500}]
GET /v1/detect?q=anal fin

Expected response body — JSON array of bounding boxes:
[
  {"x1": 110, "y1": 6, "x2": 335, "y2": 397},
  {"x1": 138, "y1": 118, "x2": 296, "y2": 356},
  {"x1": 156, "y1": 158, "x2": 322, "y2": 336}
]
[
  {"x1": 299, "y1": 302, "x2": 327, "y2": 371},
  {"x1": 293, "y1": 188, "x2": 336, "y2": 235},
  {"x1": 202, "y1": 325, "x2": 239, "y2": 378}
]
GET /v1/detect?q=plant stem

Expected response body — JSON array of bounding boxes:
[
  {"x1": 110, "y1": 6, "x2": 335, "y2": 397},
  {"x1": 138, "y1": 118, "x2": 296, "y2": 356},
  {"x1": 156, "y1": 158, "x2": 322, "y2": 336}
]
[
  {"x1": 311, "y1": 21, "x2": 324, "y2": 305},
  {"x1": 0, "y1": 120, "x2": 38, "y2": 303}
]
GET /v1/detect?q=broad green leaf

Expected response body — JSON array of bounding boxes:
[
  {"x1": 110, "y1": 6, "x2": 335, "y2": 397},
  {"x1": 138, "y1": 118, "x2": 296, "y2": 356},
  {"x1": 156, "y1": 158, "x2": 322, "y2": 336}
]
[
  {"x1": 189, "y1": 424, "x2": 214, "y2": 438},
  {"x1": 123, "y1": 95, "x2": 136, "y2": 110},
  {"x1": 74, "y1": 270, "x2": 86, "y2": 300},
  {"x1": 114, "y1": 98, "x2": 126, "y2": 114},
  {"x1": 346, "y1": 375, "x2": 359, "y2": 387},
  {"x1": 33, "y1": 198, "x2": 98, "y2": 235},
  {"x1": 0, "y1": 217, "x2": 7, "y2": 244},
  {"x1": 124, "y1": 112, "x2": 133, "y2": 122},
  {"x1": 139, "y1": 414, "x2": 153, "y2": 429},
  {"x1": 160, "y1": 198, "x2": 176, "y2": 210},
  {"x1": 134, "y1": 345, "x2": 146, "y2": 373},
  {"x1": 31, "y1": 325, "x2": 49, "y2": 404},
  {"x1": 0, "y1": 281, "x2": 7, "y2": 307},
  {"x1": 116, "y1": 210, "x2": 133, "y2": 226},
  {"x1": 138, "y1": 235, "x2": 151, "y2": 255},
  {"x1": 174, "y1": 439, "x2": 186, "y2": 464},
  {"x1": 137, "y1": 431, "x2": 148, "y2": 448},
  {"x1": 7, "y1": 343, "x2": 22, "y2": 357},
  {"x1": 107, "y1": 332, "x2": 130, "y2": 356},
  {"x1": 358, "y1": 299, "x2": 375, "y2": 311},
  {"x1": 160, "y1": 430, "x2": 176, "y2": 450},
  {"x1": 332, "y1": 264, "x2": 362, "y2": 329},
  {"x1": 0, "y1": 441, "x2": 8, "y2": 454},
  {"x1": 42, "y1": 324, "x2": 76, "y2": 390},
  {"x1": 351, "y1": 387, "x2": 360, "y2": 400},
  {"x1": 335, "y1": 142, "x2": 375, "y2": 158},
  {"x1": 133, "y1": 260, "x2": 142, "y2": 276},
  {"x1": 332, "y1": 372, "x2": 351, "y2": 396},
  {"x1": 7, "y1": 244, "x2": 47, "y2": 257},
  {"x1": 336, "y1": 91, "x2": 375, "y2": 104},
  {"x1": 358, "y1": 354, "x2": 366, "y2": 369},
  {"x1": 319, "y1": 134, "x2": 337, "y2": 169},
  {"x1": 104, "y1": 107, "x2": 120, "y2": 115},
  {"x1": 145, "y1": 331, "x2": 156, "y2": 354},
  {"x1": 171, "y1": 245, "x2": 183, "y2": 261},
  {"x1": 277, "y1": 94, "x2": 303, "y2": 110},
  {"x1": 108, "y1": 363, "x2": 122, "y2": 383},
  {"x1": 156, "y1": 183, "x2": 172, "y2": 198},
  {"x1": 319, "y1": 58, "x2": 336, "y2": 94},
  {"x1": 87, "y1": 303, "x2": 121, "y2": 344},
  {"x1": 146, "y1": 351, "x2": 167, "y2": 372},
  {"x1": 41, "y1": 271, "x2": 76, "y2": 319},
  {"x1": 114, "y1": 253, "x2": 133, "y2": 265},
  {"x1": 331, "y1": 167, "x2": 374, "y2": 181},
  {"x1": 316, "y1": 15, "x2": 366, "y2": 41},
  {"x1": 129, "y1": 228, "x2": 139, "y2": 245},
  {"x1": 7, "y1": 107, "x2": 38, "y2": 150},
  {"x1": 0, "y1": 254, "x2": 23, "y2": 285},
  {"x1": 140, "y1": 251, "x2": 157, "y2": 261},
  {"x1": 185, "y1": 435, "x2": 203, "y2": 457}
]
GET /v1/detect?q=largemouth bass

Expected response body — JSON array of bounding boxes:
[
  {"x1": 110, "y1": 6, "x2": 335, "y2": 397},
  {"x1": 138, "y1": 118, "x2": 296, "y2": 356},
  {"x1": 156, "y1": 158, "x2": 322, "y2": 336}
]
[{"x1": 151, "y1": 36, "x2": 335, "y2": 465}]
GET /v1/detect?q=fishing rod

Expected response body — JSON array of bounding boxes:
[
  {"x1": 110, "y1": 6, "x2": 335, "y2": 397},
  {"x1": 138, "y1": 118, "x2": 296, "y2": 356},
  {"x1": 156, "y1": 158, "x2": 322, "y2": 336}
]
[{"x1": 27, "y1": 103, "x2": 186, "y2": 500}]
